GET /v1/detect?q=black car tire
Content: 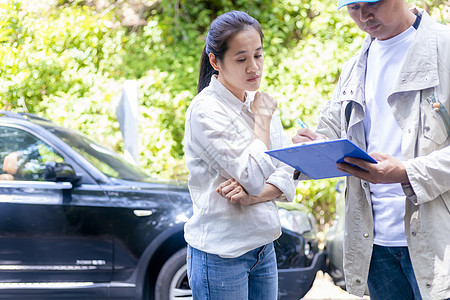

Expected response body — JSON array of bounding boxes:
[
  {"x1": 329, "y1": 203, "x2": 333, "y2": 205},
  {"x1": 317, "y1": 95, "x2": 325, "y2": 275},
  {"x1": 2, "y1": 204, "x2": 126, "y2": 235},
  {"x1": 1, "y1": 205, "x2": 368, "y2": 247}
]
[{"x1": 155, "y1": 247, "x2": 192, "y2": 300}]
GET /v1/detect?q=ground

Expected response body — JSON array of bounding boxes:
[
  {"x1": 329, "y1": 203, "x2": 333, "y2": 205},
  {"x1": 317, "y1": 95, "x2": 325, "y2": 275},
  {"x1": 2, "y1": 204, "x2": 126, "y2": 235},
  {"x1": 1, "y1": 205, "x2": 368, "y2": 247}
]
[{"x1": 302, "y1": 271, "x2": 370, "y2": 300}]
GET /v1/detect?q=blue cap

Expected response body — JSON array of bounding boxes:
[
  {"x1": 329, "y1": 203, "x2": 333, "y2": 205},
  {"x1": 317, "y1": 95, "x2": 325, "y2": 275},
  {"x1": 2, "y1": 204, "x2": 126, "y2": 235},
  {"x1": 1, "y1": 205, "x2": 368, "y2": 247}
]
[{"x1": 337, "y1": 0, "x2": 380, "y2": 10}]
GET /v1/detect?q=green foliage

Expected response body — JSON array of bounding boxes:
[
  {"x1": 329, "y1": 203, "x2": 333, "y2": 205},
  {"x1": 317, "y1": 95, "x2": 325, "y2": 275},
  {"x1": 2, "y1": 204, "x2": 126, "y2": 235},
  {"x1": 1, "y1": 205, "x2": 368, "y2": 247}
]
[
  {"x1": 1, "y1": 0, "x2": 449, "y2": 228},
  {"x1": 2, "y1": 3, "x2": 109, "y2": 109},
  {"x1": 0, "y1": 1, "x2": 126, "y2": 149}
]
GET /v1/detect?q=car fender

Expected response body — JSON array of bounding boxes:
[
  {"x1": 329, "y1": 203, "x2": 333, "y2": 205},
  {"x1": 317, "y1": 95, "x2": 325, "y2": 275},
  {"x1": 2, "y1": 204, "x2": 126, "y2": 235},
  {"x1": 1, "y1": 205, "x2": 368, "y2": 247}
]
[{"x1": 127, "y1": 223, "x2": 186, "y2": 298}]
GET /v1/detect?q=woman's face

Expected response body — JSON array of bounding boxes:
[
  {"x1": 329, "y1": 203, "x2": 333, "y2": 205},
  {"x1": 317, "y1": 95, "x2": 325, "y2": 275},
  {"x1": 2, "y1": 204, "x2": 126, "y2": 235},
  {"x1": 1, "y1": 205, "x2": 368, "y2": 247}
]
[{"x1": 210, "y1": 26, "x2": 263, "y2": 102}]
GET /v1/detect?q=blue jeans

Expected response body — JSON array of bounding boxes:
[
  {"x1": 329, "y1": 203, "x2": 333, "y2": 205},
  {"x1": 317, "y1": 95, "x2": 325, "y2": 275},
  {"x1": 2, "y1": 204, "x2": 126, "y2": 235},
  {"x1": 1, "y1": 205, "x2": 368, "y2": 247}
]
[
  {"x1": 186, "y1": 243, "x2": 278, "y2": 300},
  {"x1": 367, "y1": 245, "x2": 422, "y2": 300}
]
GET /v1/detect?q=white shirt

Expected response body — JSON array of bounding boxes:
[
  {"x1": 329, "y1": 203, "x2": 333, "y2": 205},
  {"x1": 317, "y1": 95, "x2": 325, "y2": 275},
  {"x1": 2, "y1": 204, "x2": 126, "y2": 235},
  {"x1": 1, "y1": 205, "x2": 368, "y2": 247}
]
[
  {"x1": 364, "y1": 26, "x2": 417, "y2": 246},
  {"x1": 184, "y1": 76, "x2": 296, "y2": 258}
]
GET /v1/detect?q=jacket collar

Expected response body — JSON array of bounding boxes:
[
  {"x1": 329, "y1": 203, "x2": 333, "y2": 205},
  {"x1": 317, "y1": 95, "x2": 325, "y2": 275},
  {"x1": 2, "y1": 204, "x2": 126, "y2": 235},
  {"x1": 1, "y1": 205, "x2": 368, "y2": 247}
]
[{"x1": 394, "y1": 8, "x2": 439, "y2": 93}]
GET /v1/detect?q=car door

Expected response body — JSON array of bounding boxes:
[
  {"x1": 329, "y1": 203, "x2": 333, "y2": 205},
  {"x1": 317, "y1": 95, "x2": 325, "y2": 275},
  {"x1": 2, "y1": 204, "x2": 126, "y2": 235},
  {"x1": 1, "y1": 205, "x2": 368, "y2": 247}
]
[{"x1": 0, "y1": 125, "x2": 113, "y2": 283}]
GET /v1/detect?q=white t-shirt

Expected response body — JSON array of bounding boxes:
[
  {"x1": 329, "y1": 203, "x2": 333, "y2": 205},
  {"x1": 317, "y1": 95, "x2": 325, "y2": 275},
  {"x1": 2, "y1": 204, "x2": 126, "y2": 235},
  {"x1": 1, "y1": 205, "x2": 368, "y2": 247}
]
[
  {"x1": 363, "y1": 26, "x2": 417, "y2": 247},
  {"x1": 184, "y1": 75, "x2": 296, "y2": 258}
]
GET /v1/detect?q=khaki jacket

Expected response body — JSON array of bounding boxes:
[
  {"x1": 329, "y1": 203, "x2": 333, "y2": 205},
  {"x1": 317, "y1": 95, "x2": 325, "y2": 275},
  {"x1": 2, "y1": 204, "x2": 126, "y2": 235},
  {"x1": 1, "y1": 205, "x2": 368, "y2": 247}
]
[{"x1": 316, "y1": 9, "x2": 450, "y2": 299}]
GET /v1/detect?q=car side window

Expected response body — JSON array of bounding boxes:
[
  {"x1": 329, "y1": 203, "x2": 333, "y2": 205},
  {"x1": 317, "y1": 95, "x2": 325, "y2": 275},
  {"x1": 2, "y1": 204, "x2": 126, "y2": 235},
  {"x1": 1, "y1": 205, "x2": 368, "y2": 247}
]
[{"x1": 0, "y1": 126, "x2": 64, "y2": 181}]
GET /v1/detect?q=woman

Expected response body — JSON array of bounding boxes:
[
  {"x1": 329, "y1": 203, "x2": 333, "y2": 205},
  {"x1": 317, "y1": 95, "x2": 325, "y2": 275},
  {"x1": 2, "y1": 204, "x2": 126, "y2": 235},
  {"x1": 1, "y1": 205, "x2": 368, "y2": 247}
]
[{"x1": 184, "y1": 10, "x2": 296, "y2": 299}]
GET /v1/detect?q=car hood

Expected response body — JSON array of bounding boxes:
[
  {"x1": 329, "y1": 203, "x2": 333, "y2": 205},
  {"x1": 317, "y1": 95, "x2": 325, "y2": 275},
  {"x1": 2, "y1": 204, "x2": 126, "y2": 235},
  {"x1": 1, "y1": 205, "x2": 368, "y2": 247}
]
[
  {"x1": 103, "y1": 177, "x2": 192, "y2": 209},
  {"x1": 108, "y1": 177, "x2": 189, "y2": 191}
]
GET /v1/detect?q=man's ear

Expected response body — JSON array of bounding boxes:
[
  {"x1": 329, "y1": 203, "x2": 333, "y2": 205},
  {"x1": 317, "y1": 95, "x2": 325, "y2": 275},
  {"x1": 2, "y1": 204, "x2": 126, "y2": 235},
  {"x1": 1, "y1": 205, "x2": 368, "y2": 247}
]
[{"x1": 209, "y1": 53, "x2": 220, "y2": 71}]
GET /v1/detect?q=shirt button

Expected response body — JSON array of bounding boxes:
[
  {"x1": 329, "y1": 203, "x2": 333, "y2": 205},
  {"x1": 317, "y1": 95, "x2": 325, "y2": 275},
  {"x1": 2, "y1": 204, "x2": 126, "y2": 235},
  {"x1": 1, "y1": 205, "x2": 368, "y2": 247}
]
[
  {"x1": 343, "y1": 91, "x2": 347, "y2": 95},
  {"x1": 363, "y1": 182, "x2": 368, "y2": 188},
  {"x1": 355, "y1": 279, "x2": 361, "y2": 284},
  {"x1": 348, "y1": 136, "x2": 352, "y2": 141},
  {"x1": 412, "y1": 231, "x2": 417, "y2": 236},
  {"x1": 426, "y1": 283, "x2": 431, "y2": 288},
  {"x1": 363, "y1": 233, "x2": 369, "y2": 238}
]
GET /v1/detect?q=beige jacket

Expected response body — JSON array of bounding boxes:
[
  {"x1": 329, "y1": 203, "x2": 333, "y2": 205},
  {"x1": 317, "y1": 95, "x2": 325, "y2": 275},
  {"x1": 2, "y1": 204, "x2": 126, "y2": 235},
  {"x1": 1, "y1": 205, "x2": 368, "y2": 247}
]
[{"x1": 316, "y1": 9, "x2": 450, "y2": 299}]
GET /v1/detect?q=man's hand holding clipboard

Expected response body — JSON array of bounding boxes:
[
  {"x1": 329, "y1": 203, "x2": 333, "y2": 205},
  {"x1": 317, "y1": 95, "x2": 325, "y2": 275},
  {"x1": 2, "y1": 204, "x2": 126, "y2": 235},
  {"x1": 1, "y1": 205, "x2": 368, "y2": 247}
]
[{"x1": 337, "y1": 152, "x2": 409, "y2": 185}]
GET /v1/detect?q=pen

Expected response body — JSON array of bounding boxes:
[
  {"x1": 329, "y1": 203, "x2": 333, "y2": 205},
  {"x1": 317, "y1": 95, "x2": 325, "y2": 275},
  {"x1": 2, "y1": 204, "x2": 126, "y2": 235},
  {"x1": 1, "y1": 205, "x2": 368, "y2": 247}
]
[
  {"x1": 293, "y1": 118, "x2": 308, "y2": 180},
  {"x1": 296, "y1": 118, "x2": 308, "y2": 129}
]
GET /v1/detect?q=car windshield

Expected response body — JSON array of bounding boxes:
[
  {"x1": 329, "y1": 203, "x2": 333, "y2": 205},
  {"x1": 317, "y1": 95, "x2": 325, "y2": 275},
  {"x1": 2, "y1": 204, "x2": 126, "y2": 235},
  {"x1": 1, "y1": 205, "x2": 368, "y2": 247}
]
[{"x1": 42, "y1": 123, "x2": 151, "y2": 182}]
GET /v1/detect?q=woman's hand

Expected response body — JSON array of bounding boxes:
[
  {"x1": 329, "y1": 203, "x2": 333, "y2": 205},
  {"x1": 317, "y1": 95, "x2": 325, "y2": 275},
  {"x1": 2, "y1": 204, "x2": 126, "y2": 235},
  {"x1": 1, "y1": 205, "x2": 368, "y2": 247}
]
[
  {"x1": 216, "y1": 178, "x2": 254, "y2": 206},
  {"x1": 217, "y1": 179, "x2": 283, "y2": 206},
  {"x1": 251, "y1": 92, "x2": 277, "y2": 118}
]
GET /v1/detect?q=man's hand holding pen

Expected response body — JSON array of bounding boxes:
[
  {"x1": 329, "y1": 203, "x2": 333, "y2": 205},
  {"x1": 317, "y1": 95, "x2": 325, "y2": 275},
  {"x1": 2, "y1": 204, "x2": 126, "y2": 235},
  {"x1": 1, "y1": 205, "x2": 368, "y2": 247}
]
[
  {"x1": 292, "y1": 118, "x2": 326, "y2": 144},
  {"x1": 292, "y1": 128, "x2": 326, "y2": 144},
  {"x1": 291, "y1": 118, "x2": 326, "y2": 179}
]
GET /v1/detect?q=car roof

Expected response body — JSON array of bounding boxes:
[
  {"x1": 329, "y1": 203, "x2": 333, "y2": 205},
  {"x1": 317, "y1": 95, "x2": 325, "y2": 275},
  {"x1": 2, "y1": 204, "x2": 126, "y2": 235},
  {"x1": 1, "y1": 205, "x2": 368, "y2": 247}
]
[
  {"x1": 0, "y1": 110, "x2": 52, "y2": 123},
  {"x1": 0, "y1": 110, "x2": 72, "y2": 146},
  {"x1": 0, "y1": 110, "x2": 114, "y2": 182}
]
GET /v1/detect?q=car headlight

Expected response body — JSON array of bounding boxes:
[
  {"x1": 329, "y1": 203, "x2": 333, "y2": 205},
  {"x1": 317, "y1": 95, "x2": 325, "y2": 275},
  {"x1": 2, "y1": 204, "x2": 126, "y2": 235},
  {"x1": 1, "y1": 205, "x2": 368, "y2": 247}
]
[{"x1": 278, "y1": 206, "x2": 313, "y2": 235}]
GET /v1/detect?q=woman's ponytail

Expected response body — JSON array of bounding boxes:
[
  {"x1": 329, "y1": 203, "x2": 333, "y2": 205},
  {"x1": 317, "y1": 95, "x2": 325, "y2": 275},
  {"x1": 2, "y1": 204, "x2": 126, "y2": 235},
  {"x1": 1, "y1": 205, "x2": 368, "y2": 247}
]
[{"x1": 197, "y1": 46, "x2": 217, "y2": 94}]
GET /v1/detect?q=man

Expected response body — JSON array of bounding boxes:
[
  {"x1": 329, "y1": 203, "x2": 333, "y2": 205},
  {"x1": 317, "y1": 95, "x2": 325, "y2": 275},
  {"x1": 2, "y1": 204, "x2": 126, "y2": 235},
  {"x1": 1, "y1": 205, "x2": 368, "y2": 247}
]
[{"x1": 293, "y1": 0, "x2": 450, "y2": 299}]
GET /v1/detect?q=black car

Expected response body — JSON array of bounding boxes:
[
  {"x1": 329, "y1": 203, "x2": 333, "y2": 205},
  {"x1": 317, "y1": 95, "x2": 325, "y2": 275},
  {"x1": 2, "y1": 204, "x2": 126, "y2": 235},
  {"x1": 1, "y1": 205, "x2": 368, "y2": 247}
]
[{"x1": 0, "y1": 110, "x2": 326, "y2": 299}]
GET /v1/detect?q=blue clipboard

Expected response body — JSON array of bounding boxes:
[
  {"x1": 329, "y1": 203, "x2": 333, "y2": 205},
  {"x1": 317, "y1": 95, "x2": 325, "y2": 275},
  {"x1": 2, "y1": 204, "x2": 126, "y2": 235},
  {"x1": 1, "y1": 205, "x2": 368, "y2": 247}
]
[{"x1": 266, "y1": 138, "x2": 377, "y2": 179}]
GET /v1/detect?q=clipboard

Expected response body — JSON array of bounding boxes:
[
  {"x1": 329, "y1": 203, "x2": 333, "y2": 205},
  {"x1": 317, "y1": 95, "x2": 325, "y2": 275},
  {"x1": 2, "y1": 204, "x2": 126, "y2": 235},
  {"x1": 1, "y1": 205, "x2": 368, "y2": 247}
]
[{"x1": 266, "y1": 138, "x2": 377, "y2": 179}]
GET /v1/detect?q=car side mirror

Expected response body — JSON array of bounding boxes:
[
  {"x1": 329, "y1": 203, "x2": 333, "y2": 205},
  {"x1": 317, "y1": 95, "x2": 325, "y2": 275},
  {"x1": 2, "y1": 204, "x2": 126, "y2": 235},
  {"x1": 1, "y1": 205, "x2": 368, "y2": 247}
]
[{"x1": 44, "y1": 162, "x2": 82, "y2": 187}]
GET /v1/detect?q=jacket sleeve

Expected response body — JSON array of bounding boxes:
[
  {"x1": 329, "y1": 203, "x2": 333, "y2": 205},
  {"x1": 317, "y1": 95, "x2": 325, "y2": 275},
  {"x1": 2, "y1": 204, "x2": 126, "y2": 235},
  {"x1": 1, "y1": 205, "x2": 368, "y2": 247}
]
[
  {"x1": 403, "y1": 144, "x2": 450, "y2": 204},
  {"x1": 403, "y1": 28, "x2": 450, "y2": 204},
  {"x1": 188, "y1": 99, "x2": 276, "y2": 196},
  {"x1": 265, "y1": 111, "x2": 297, "y2": 202},
  {"x1": 316, "y1": 69, "x2": 348, "y2": 140}
]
